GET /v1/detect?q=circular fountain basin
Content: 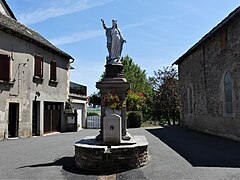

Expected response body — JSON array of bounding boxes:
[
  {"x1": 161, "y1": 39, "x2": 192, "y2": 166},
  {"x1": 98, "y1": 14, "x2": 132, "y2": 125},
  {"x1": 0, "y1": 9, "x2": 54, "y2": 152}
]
[{"x1": 74, "y1": 135, "x2": 148, "y2": 173}]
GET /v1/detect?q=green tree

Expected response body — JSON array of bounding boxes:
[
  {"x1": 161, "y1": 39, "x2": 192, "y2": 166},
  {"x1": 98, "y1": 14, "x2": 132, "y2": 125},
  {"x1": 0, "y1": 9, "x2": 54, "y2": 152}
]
[
  {"x1": 122, "y1": 56, "x2": 153, "y2": 120},
  {"x1": 122, "y1": 56, "x2": 153, "y2": 99},
  {"x1": 149, "y1": 66, "x2": 179, "y2": 125},
  {"x1": 88, "y1": 92, "x2": 101, "y2": 108}
]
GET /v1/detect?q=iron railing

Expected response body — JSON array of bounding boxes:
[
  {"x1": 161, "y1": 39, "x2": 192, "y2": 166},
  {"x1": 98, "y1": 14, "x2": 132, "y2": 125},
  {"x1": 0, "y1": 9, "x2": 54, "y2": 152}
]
[{"x1": 70, "y1": 82, "x2": 87, "y2": 96}]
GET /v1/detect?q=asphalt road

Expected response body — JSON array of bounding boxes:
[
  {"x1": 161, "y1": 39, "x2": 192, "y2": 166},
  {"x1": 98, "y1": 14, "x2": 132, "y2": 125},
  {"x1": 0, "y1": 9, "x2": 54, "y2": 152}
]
[{"x1": 1, "y1": 126, "x2": 240, "y2": 179}]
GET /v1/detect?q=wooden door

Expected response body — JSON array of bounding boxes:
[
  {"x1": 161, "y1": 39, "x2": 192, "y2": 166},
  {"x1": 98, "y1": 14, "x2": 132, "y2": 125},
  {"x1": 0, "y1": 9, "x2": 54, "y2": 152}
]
[
  {"x1": 44, "y1": 102, "x2": 61, "y2": 133},
  {"x1": 52, "y1": 103, "x2": 61, "y2": 132}
]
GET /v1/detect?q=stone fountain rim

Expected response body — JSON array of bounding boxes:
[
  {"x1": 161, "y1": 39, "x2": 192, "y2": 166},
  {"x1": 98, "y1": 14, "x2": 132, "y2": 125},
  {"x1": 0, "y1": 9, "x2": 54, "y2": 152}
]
[{"x1": 74, "y1": 135, "x2": 148, "y2": 150}]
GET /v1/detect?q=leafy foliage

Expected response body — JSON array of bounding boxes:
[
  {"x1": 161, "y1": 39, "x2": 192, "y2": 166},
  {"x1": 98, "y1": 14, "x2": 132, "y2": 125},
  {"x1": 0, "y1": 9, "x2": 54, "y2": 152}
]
[
  {"x1": 122, "y1": 56, "x2": 153, "y2": 99},
  {"x1": 126, "y1": 90, "x2": 146, "y2": 111},
  {"x1": 88, "y1": 92, "x2": 101, "y2": 108},
  {"x1": 149, "y1": 66, "x2": 179, "y2": 125},
  {"x1": 122, "y1": 56, "x2": 153, "y2": 120}
]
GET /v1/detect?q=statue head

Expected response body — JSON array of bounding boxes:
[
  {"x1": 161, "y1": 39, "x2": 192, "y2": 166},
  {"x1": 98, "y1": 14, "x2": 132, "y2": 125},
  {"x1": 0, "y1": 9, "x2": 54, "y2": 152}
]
[{"x1": 112, "y1": 20, "x2": 118, "y2": 28}]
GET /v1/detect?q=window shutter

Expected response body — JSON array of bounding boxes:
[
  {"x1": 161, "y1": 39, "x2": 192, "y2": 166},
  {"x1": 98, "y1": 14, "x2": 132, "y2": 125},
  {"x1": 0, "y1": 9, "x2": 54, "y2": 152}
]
[
  {"x1": 50, "y1": 61, "x2": 57, "y2": 81},
  {"x1": 35, "y1": 55, "x2": 43, "y2": 78},
  {"x1": 0, "y1": 54, "x2": 10, "y2": 82}
]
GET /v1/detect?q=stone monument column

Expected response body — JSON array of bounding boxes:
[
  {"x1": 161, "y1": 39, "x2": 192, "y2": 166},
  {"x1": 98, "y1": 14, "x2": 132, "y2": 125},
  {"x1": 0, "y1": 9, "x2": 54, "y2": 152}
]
[
  {"x1": 96, "y1": 63, "x2": 130, "y2": 140},
  {"x1": 97, "y1": 19, "x2": 129, "y2": 140},
  {"x1": 75, "y1": 19, "x2": 148, "y2": 173}
]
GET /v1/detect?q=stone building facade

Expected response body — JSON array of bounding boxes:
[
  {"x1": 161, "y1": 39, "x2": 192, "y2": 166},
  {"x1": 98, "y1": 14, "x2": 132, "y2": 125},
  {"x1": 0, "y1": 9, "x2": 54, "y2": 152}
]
[
  {"x1": 174, "y1": 6, "x2": 240, "y2": 141},
  {"x1": 0, "y1": 0, "x2": 87, "y2": 140}
]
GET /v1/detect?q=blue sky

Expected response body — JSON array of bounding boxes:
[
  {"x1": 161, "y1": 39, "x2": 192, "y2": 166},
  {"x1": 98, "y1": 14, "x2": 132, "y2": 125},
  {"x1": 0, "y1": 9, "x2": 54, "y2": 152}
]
[{"x1": 7, "y1": 0, "x2": 240, "y2": 95}]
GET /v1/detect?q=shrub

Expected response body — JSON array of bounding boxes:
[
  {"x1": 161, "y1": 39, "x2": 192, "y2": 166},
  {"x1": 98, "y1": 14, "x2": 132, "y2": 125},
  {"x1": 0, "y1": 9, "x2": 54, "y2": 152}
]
[
  {"x1": 126, "y1": 90, "x2": 146, "y2": 111},
  {"x1": 127, "y1": 111, "x2": 142, "y2": 128}
]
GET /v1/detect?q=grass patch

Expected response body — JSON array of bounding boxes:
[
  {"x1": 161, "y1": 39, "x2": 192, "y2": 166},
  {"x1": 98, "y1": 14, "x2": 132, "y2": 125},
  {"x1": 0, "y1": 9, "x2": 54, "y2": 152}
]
[
  {"x1": 87, "y1": 107, "x2": 101, "y2": 115},
  {"x1": 141, "y1": 121, "x2": 161, "y2": 128}
]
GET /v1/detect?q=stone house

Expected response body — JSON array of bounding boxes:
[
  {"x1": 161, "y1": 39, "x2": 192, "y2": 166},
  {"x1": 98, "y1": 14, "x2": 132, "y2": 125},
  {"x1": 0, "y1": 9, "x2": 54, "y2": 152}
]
[
  {"x1": 0, "y1": 0, "x2": 87, "y2": 140},
  {"x1": 173, "y1": 6, "x2": 240, "y2": 141}
]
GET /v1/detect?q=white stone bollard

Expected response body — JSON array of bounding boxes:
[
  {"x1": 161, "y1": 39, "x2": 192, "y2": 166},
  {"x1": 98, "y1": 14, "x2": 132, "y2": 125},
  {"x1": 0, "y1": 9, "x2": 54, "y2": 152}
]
[{"x1": 103, "y1": 114, "x2": 122, "y2": 145}]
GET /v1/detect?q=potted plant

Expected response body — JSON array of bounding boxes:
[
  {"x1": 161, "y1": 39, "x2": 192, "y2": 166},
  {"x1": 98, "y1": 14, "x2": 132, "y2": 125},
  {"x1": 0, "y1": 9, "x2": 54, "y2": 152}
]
[{"x1": 102, "y1": 92, "x2": 123, "y2": 115}]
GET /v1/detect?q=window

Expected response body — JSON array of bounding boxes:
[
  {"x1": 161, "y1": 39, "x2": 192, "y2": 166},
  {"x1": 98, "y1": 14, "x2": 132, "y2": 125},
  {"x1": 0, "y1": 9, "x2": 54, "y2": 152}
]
[
  {"x1": 34, "y1": 55, "x2": 43, "y2": 78},
  {"x1": 220, "y1": 29, "x2": 228, "y2": 50},
  {"x1": 224, "y1": 72, "x2": 233, "y2": 114},
  {"x1": 50, "y1": 60, "x2": 57, "y2": 81},
  {"x1": 188, "y1": 85, "x2": 194, "y2": 114},
  {"x1": 0, "y1": 54, "x2": 10, "y2": 82}
]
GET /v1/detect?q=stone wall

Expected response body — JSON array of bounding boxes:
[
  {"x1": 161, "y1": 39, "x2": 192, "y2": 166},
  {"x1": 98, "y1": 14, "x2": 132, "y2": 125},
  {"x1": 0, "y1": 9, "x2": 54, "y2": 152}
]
[
  {"x1": 178, "y1": 12, "x2": 240, "y2": 141},
  {"x1": 75, "y1": 146, "x2": 147, "y2": 173},
  {"x1": 75, "y1": 136, "x2": 148, "y2": 173}
]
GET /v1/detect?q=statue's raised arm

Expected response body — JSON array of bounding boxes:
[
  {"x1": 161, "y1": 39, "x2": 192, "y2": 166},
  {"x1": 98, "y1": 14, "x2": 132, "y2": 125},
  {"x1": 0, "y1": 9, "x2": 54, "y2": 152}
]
[
  {"x1": 101, "y1": 19, "x2": 107, "y2": 30},
  {"x1": 101, "y1": 19, "x2": 112, "y2": 59}
]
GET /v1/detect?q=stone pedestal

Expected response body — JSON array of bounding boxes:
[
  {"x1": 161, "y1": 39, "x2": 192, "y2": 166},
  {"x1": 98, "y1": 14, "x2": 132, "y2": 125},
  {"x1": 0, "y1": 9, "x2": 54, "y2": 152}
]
[
  {"x1": 74, "y1": 135, "x2": 148, "y2": 173},
  {"x1": 105, "y1": 63, "x2": 124, "y2": 78},
  {"x1": 96, "y1": 75, "x2": 130, "y2": 140}
]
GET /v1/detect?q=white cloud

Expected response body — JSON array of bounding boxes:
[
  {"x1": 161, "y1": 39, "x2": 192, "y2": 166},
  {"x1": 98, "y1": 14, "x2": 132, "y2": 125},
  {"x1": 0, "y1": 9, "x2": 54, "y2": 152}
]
[
  {"x1": 123, "y1": 22, "x2": 146, "y2": 29},
  {"x1": 123, "y1": 15, "x2": 174, "y2": 30},
  {"x1": 49, "y1": 30, "x2": 102, "y2": 46},
  {"x1": 18, "y1": 0, "x2": 114, "y2": 25}
]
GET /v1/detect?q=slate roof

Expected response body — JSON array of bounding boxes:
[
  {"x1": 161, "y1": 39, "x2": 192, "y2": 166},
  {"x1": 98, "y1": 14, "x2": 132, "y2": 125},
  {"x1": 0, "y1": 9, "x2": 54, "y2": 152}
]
[
  {"x1": 0, "y1": 11, "x2": 73, "y2": 60},
  {"x1": 173, "y1": 6, "x2": 240, "y2": 65}
]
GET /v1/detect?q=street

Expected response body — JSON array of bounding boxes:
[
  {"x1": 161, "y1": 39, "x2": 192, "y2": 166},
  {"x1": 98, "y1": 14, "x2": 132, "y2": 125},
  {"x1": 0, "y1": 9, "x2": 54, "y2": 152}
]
[{"x1": 1, "y1": 127, "x2": 240, "y2": 179}]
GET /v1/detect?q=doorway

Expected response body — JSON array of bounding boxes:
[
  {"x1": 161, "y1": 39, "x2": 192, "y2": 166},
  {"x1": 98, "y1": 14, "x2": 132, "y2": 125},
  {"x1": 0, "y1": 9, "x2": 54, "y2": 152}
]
[
  {"x1": 8, "y1": 103, "x2": 19, "y2": 138},
  {"x1": 44, "y1": 102, "x2": 61, "y2": 133},
  {"x1": 32, "y1": 101, "x2": 40, "y2": 136}
]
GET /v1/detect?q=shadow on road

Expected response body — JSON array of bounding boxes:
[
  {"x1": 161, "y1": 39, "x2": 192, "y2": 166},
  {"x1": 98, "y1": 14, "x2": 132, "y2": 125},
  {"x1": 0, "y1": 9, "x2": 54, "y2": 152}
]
[
  {"x1": 146, "y1": 126, "x2": 240, "y2": 168},
  {"x1": 18, "y1": 156, "x2": 99, "y2": 175},
  {"x1": 18, "y1": 156, "x2": 137, "y2": 176}
]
